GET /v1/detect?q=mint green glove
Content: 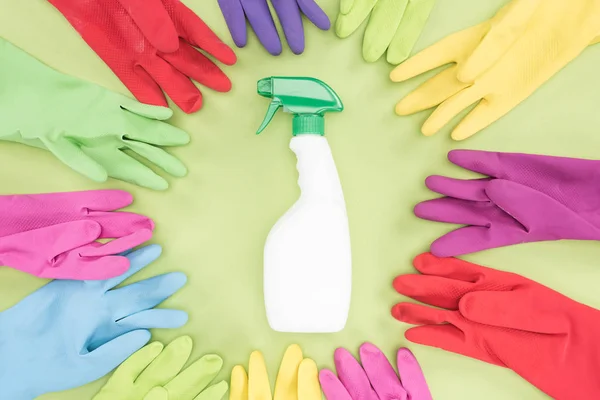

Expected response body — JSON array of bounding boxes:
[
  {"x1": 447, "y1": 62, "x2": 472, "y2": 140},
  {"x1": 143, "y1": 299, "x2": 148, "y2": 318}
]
[
  {"x1": 336, "y1": 0, "x2": 436, "y2": 64},
  {"x1": 0, "y1": 38, "x2": 190, "y2": 191},
  {"x1": 94, "y1": 336, "x2": 228, "y2": 400}
]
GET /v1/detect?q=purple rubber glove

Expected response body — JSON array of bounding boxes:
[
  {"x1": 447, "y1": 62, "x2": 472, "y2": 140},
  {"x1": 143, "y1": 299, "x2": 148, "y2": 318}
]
[
  {"x1": 415, "y1": 150, "x2": 600, "y2": 257},
  {"x1": 217, "y1": 0, "x2": 330, "y2": 55},
  {"x1": 319, "y1": 343, "x2": 432, "y2": 400},
  {"x1": 0, "y1": 190, "x2": 154, "y2": 279}
]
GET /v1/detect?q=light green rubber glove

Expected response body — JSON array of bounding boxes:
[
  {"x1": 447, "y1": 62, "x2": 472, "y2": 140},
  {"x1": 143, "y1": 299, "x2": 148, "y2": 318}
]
[
  {"x1": 0, "y1": 38, "x2": 190, "y2": 191},
  {"x1": 336, "y1": 0, "x2": 436, "y2": 64},
  {"x1": 94, "y1": 336, "x2": 229, "y2": 400}
]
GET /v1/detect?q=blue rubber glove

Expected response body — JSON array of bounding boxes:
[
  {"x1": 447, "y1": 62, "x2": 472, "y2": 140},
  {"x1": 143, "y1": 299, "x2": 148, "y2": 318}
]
[{"x1": 0, "y1": 244, "x2": 188, "y2": 400}]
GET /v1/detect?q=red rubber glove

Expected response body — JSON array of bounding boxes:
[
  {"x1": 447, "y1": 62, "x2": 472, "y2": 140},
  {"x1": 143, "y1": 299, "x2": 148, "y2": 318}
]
[
  {"x1": 392, "y1": 253, "x2": 600, "y2": 400},
  {"x1": 49, "y1": 0, "x2": 237, "y2": 114}
]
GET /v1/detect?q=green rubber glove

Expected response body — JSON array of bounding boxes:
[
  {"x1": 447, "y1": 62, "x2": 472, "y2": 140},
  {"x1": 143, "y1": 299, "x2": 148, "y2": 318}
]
[
  {"x1": 0, "y1": 38, "x2": 190, "y2": 191},
  {"x1": 94, "y1": 336, "x2": 229, "y2": 400},
  {"x1": 336, "y1": 0, "x2": 436, "y2": 64}
]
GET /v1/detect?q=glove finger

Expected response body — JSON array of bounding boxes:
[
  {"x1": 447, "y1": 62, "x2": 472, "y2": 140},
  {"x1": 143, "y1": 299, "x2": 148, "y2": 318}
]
[
  {"x1": 80, "y1": 229, "x2": 152, "y2": 257},
  {"x1": 333, "y1": 348, "x2": 378, "y2": 400},
  {"x1": 274, "y1": 344, "x2": 303, "y2": 400},
  {"x1": 134, "y1": 336, "x2": 192, "y2": 390},
  {"x1": 109, "y1": 272, "x2": 188, "y2": 319},
  {"x1": 319, "y1": 369, "x2": 352, "y2": 400},
  {"x1": 218, "y1": 0, "x2": 248, "y2": 48},
  {"x1": 81, "y1": 146, "x2": 170, "y2": 191},
  {"x1": 117, "y1": 0, "x2": 179, "y2": 53},
  {"x1": 118, "y1": 94, "x2": 174, "y2": 121},
  {"x1": 297, "y1": 0, "x2": 331, "y2": 30},
  {"x1": 430, "y1": 225, "x2": 523, "y2": 257},
  {"x1": 84, "y1": 330, "x2": 152, "y2": 377},
  {"x1": 193, "y1": 381, "x2": 229, "y2": 400},
  {"x1": 298, "y1": 359, "x2": 321, "y2": 400},
  {"x1": 359, "y1": 343, "x2": 407, "y2": 400},
  {"x1": 117, "y1": 309, "x2": 189, "y2": 331},
  {"x1": 129, "y1": 64, "x2": 170, "y2": 108},
  {"x1": 404, "y1": 325, "x2": 502, "y2": 366},
  {"x1": 422, "y1": 85, "x2": 484, "y2": 137},
  {"x1": 145, "y1": 387, "x2": 169, "y2": 400},
  {"x1": 363, "y1": 0, "x2": 409, "y2": 63},
  {"x1": 460, "y1": 290, "x2": 567, "y2": 334},
  {"x1": 447, "y1": 150, "x2": 506, "y2": 178},
  {"x1": 40, "y1": 137, "x2": 107, "y2": 182},
  {"x1": 42, "y1": 253, "x2": 130, "y2": 281},
  {"x1": 335, "y1": 0, "x2": 378, "y2": 38},
  {"x1": 412, "y1": 252, "x2": 488, "y2": 282},
  {"x1": 103, "y1": 244, "x2": 163, "y2": 290},
  {"x1": 395, "y1": 348, "x2": 433, "y2": 400},
  {"x1": 125, "y1": 140, "x2": 187, "y2": 178},
  {"x1": 141, "y1": 58, "x2": 203, "y2": 113},
  {"x1": 249, "y1": 351, "x2": 272, "y2": 400},
  {"x1": 387, "y1": 0, "x2": 436, "y2": 64},
  {"x1": 122, "y1": 111, "x2": 190, "y2": 147},
  {"x1": 339, "y1": 0, "x2": 354, "y2": 14},
  {"x1": 161, "y1": 45, "x2": 232, "y2": 92},
  {"x1": 271, "y1": 1, "x2": 306, "y2": 55},
  {"x1": 389, "y1": 23, "x2": 485, "y2": 82},
  {"x1": 457, "y1": 0, "x2": 541, "y2": 82},
  {"x1": 392, "y1": 302, "x2": 458, "y2": 326},
  {"x1": 414, "y1": 197, "x2": 496, "y2": 226},
  {"x1": 395, "y1": 66, "x2": 469, "y2": 116},
  {"x1": 165, "y1": 353, "x2": 223, "y2": 400},
  {"x1": 450, "y1": 97, "x2": 517, "y2": 141},
  {"x1": 393, "y1": 274, "x2": 472, "y2": 310},
  {"x1": 174, "y1": 2, "x2": 237, "y2": 65},
  {"x1": 230, "y1": 365, "x2": 249, "y2": 400},
  {"x1": 424, "y1": 176, "x2": 490, "y2": 201},
  {"x1": 107, "y1": 341, "x2": 164, "y2": 385},
  {"x1": 244, "y1": 2, "x2": 283, "y2": 55},
  {"x1": 87, "y1": 211, "x2": 154, "y2": 239}
]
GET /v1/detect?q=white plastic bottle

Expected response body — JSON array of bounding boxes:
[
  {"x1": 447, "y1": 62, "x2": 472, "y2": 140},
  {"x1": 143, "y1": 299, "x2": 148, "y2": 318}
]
[{"x1": 256, "y1": 77, "x2": 351, "y2": 333}]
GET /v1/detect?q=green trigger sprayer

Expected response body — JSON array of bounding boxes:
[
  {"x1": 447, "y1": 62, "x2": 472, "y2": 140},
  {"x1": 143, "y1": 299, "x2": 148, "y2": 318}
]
[
  {"x1": 256, "y1": 77, "x2": 344, "y2": 135},
  {"x1": 258, "y1": 76, "x2": 352, "y2": 333}
]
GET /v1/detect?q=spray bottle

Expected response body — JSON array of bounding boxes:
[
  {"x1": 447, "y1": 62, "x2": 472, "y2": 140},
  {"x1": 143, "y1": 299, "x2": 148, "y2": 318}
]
[{"x1": 257, "y1": 76, "x2": 351, "y2": 333}]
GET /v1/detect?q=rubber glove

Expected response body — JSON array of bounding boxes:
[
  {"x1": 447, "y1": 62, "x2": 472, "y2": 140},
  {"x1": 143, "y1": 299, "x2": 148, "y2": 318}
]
[
  {"x1": 94, "y1": 336, "x2": 228, "y2": 400},
  {"x1": 414, "y1": 150, "x2": 600, "y2": 257},
  {"x1": 0, "y1": 190, "x2": 154, "y2": 280},
  {"x1": 230, "y1": 345, "x2": 321, "y2": 400},
  {"x1": 0, "y1": 38, "x2": 190, "y2": 191},
  {"x1": 319, "y1": 343, "x2": 432, "y2": 400},
  {"x1": 0, "y1": 244, "x2": 188, "y2": 400},
  {"x1": 218, "y1": 0, "x2": 330, "y2": 56},
  {"x1": 336, "y1": 0, "x2": 435, "y2": 63},
  {"x1": 48, "y1": 0, "x2": 237, "y2": 113},
  {"x1": 390, "y1": 0, "x2": 600, "y2": 140},
  {"x1": 392, "y1": 253, "x2": 600, "y2": 399}
]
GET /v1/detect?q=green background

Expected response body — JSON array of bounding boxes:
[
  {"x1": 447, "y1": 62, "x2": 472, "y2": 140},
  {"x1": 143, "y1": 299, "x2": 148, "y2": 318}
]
[{"x1": 1, "y1": 0, "x2": 600, "y2": 398}]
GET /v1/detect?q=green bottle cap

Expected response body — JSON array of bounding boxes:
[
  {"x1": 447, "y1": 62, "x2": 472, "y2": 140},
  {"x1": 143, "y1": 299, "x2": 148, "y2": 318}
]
[{"x1": 256, "y1": 77, "x2": 343, "y2": 136}]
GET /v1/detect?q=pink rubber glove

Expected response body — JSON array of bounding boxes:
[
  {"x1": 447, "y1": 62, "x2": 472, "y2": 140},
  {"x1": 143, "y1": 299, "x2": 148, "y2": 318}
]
[
  {"x1": 0, "y1": 190, "x2": 154, "y2": 280},
  {"x1": 319, "y1": 343, "x2": 432, "y2": 400}
]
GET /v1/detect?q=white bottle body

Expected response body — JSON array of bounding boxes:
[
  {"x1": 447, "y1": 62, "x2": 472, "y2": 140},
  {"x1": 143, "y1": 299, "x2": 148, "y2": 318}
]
[{"x1": 264, "y1": 135, "x2": 351, "y2": 333}]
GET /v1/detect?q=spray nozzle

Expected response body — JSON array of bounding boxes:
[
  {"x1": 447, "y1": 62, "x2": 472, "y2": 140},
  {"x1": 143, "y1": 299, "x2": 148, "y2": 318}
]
[{"x1": 256, "y1": 77, "x2": 343, "y2": 136}]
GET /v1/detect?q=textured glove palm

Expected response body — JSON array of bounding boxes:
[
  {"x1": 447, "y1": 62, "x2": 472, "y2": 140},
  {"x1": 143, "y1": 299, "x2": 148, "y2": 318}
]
[
  {"x1": 391, "y1": 0, "x2": 600, "y2": 139},
  {"x1": 393, "y1": 253, "x2": 600, "y2": 400},
  {"x1": 415, "y1": 150, "x2": 600, "y2": 256}
]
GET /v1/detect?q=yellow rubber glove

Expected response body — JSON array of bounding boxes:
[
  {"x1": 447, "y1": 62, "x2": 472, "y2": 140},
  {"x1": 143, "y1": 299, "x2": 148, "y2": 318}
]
[
  {"x1": 390, "y1": 0, "x2": 600, "y2": 140},
  {"x1": 230, "y1": 345, "x2": 321, "y2": 400}
]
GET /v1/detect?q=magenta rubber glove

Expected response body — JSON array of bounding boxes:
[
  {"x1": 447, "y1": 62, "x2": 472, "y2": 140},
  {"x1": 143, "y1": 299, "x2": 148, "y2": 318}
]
[
  {"x1": 415, "y1": 150, "x2": 600, "y2": 257},
  {"x1": 0, "y1": 190, "x2": 154, "y2": 279},
  {"x1": 218, "y1": 0, "x2": 330, "y2": 55},
  {"x1": 319, "y1": 343, "x2": 432, "y2": 400}
]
